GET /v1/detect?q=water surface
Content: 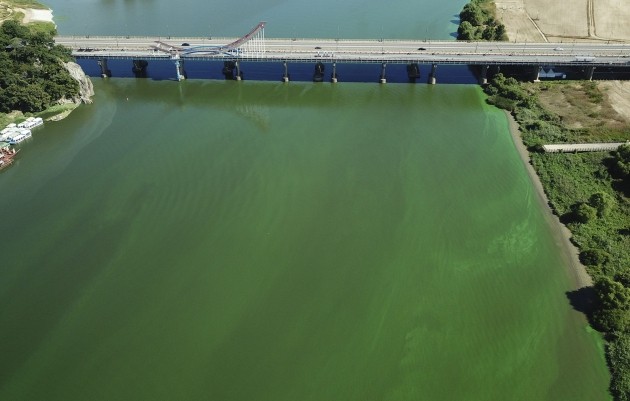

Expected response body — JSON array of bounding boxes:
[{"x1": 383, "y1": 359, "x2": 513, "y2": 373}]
[{"x1": 0, "y1": 0, "x2": 612, "y2": 399}]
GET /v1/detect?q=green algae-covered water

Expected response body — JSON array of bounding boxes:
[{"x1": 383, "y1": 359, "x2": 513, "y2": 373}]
[
  {"x1": 0, "y1": 81, "x2": 610, "y2": 400},
  {"x1": 0, "y1": 0, "x2": 612, "y2": 398}
]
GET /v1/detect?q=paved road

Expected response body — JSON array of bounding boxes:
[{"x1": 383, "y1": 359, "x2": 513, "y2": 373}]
[{"x1": 55, "y1": 36, "x2": 630, "y2": 66}]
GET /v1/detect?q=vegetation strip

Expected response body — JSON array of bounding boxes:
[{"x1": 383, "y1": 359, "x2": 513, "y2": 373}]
[{"x1": 484, "y1": 74, "x2": 630, "y2": 401}]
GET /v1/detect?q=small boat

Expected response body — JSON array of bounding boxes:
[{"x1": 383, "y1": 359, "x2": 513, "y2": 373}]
[
  {"x1": 7, "y1": 130, "x2": 32, "y2": 144},
  {"x1": 17, "y1": 117, "x2": 43, "y2": 129},
  {"x1": 0, "y1": 147, "x2": 18, "y2": 171}
]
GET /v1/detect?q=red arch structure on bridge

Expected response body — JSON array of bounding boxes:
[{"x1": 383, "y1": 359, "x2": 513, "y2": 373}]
[
  {"x1": 220, "y1": 21, "x2": 265, "y2": 51},
  {"x1": 153, "y1": 22, "x2": 266, "y2": 55}
]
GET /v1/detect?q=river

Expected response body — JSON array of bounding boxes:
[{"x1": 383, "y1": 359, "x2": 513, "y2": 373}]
[{"x1": 0, "y1": 0, "x2": 611, "y2": 400}]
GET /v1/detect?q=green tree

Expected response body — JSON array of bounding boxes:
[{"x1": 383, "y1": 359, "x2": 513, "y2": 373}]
[
  {"x1": 495, "y1": 24, "x2": 508, "y2": 41},
  {"x1": 580, "y1": 249, "x2": 611, "y2": 266},
  {"x1": 607, "y1": 336, "x2": 630, "y2": 401},
  {"x1": 589, "y1": 191, "x2": 615, "y2": 218},
  {"x1": 572, "y1": 202, "x2": 597, "y2": 223},
  {"x1": 613, "y1": 144, "x2": 630, "y2": 178},
  {"x1": 593, "y1": 277, "x2": 630, "y2": 332},
  {"x1": 6, "y1": 83, "x2": 51, "y2": 112},
  {"x1": 27, "y1": 30, "x2": 54, "y2": 48},
  {"x1": 597, "y1": 277, "x2": 630, "y2": 311},
  {"x1": 460, "y1": 3, "x2": 485, "y2": 26},
  {"x1": 616, "y1": 271, "x2": 630, "y2": 287},
  {"x1": 1, "y1": 20, "x2": 28, "y2": 40},
  {"x1": 457, "y1": 21, "x2": 477, "y2": 41}
]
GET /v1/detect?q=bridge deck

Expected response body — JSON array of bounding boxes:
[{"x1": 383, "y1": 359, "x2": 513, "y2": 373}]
[{"x1": 55, "y1": 36, "x2": 630, "y2": 67}]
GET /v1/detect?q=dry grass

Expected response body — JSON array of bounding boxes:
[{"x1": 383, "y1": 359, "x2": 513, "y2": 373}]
[
  {"x1": 1, "y1": 0, "x2": 46, "y2": 10},
  {"x1": 0, "y1": 111, "x2": 24, "y2": 129},
  {"x1": 0, "y1": 0, "x2": 47, "y2": 24},
  {"x1": 0, "y1": 3, "x2": 15, "y2": 20},
  {"x1": 532, "y1": 81, "x2": 628, "y2": 130}
]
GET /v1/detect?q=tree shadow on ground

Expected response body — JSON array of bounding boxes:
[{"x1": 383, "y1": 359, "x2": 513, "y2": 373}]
[
  {"x1": 612, "y1": 178, "x2": 630, "y2": 198},
  {"x1": 565, "y1": 286, "x2": 597, "y2": 334},
  {"x1": 566, "y1": 286, "x2": 597, "y2": 317}
]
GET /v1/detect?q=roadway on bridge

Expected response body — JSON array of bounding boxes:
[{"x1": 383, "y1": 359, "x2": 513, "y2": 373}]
[{"x1": 55, "y1": 36, "x2": 630, "y2": 66}]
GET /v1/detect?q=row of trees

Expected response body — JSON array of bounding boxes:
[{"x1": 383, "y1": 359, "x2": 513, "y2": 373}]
[
  {"x1": 457, "y1": 0, "x2": 508, "y2": 41},
  {"x1": 0, "y1": 20, "x2": 79, "y2": 113}
]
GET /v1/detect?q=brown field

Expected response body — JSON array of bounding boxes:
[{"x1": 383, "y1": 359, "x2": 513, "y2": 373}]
[
  {"x1": 533, "y1": 81, "x2": 627, "y2": 130},
  {"x1": 495, "y1": 1, "x2": 630, "y2": 130},
  {"x1": 496, "y1": 0, "x2": 630, "y2": 43},
  {"x1": 599, "y1": 81, "x2": 630, "y2": 124}
]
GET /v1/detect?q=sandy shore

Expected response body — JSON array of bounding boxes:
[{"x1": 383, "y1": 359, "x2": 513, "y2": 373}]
[
  {"x1": 20, "y1": 8, "x2": 53, "y2": 24},
  {"x1": 504, "y1": 111, "x2": 593, "y2": 289}
]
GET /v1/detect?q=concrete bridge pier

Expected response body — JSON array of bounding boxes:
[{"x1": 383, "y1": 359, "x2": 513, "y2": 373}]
[
  {"x1": 132, "y1": 60, "x2": 148, "y2": 78},
  {"x1": 429, "y1": 64, "x2": 437, "y2": 85},
  {"x1": 331, "y1": 62, "x2": 338, "y2": 83},
  {"x1": 586, "y1": 66, "x2": 596, "y2": 81},
  {"x1": 479, "y1": 65, "x2": 489, "y2": 85},
  {"x1": 532, "y1": 65, "x2": 541, "y2": 82},
  {"x1": 282, "y1": 61, "x2": 289, "y2": 83},
  {"x1": 97, "y1": 58, "x2": 111, "y2": 78},
  {"x1": 406, "y1": 63, "x2": 420, "y2": 82},
  {"x1": 235, "y1": 61, "x2": 242, "y2": 81},
  {"x1": 172, "y1": 56, "x2": 186, "y2": 81},
  {"x1": 380, "y1": 63, "x2": 387, "y2": 84}
]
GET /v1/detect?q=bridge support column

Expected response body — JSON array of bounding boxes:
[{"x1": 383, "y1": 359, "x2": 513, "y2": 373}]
[
  {"x1": 379, "y1": 63, "x2": 387, "y2": 84},
  {"x1": 331, "y1": 62, "x2": 338, "y2": 83},
  {"x1": 132, "y1": 60, "x2": 148, "y2": 78},
  {"x1": 98, "y1": 58, "x2": 111, "y2": 78},
  {"x1": 533, "y1": 65, "x2": 541, "y2": 82},
  {"x1": 173, "y1": 57, "x2": 186, "y2": 81},
  {"x1": 406, "y1": 63, "x2": 420, "y2": 82},
  {"x1": 586, "y1": 66, "x2": 596, "y2": 81},
  {"x1": 235, "y1": 61, "x2": 242, "y2": 81},
  {"x1": 429, "y1": 64, "x2": 437, "y2": 85},
  {"x1": 282, "y1": 61, "x2": 289, "y2": 83},
  {"x1": 479, "y1": 65, "x2": 489, "y2": 85}
]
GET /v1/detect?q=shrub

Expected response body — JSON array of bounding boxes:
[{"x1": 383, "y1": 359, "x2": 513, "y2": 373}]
[
  {"x1": 571, "y1": 202, "x2": 597, "y2": 224},
  {"x1": 607, "y1": 336, "x2": 630, "y2": 401},
  {"x1": 580, "y1": 249, "x2": 611, "y2": 266},
  {"x1": 589, "y1": 191, "x2": 615, "y2": 218},
  {"x1": 612, "y1": 144, "x2": 630, "y2": 178}
]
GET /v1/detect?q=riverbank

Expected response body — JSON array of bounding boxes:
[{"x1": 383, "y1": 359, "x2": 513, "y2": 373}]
[
  {"x1": 504, "y1": 110, "x2": 593, "y2": 288},
  {"x1": 485, "y1": 74, "x2": 630, "y2": 400}
]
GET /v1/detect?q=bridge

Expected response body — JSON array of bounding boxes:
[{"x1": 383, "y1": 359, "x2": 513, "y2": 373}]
[{"x1": 54, "y1": 22, "x2": 630, "y2": 83}]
